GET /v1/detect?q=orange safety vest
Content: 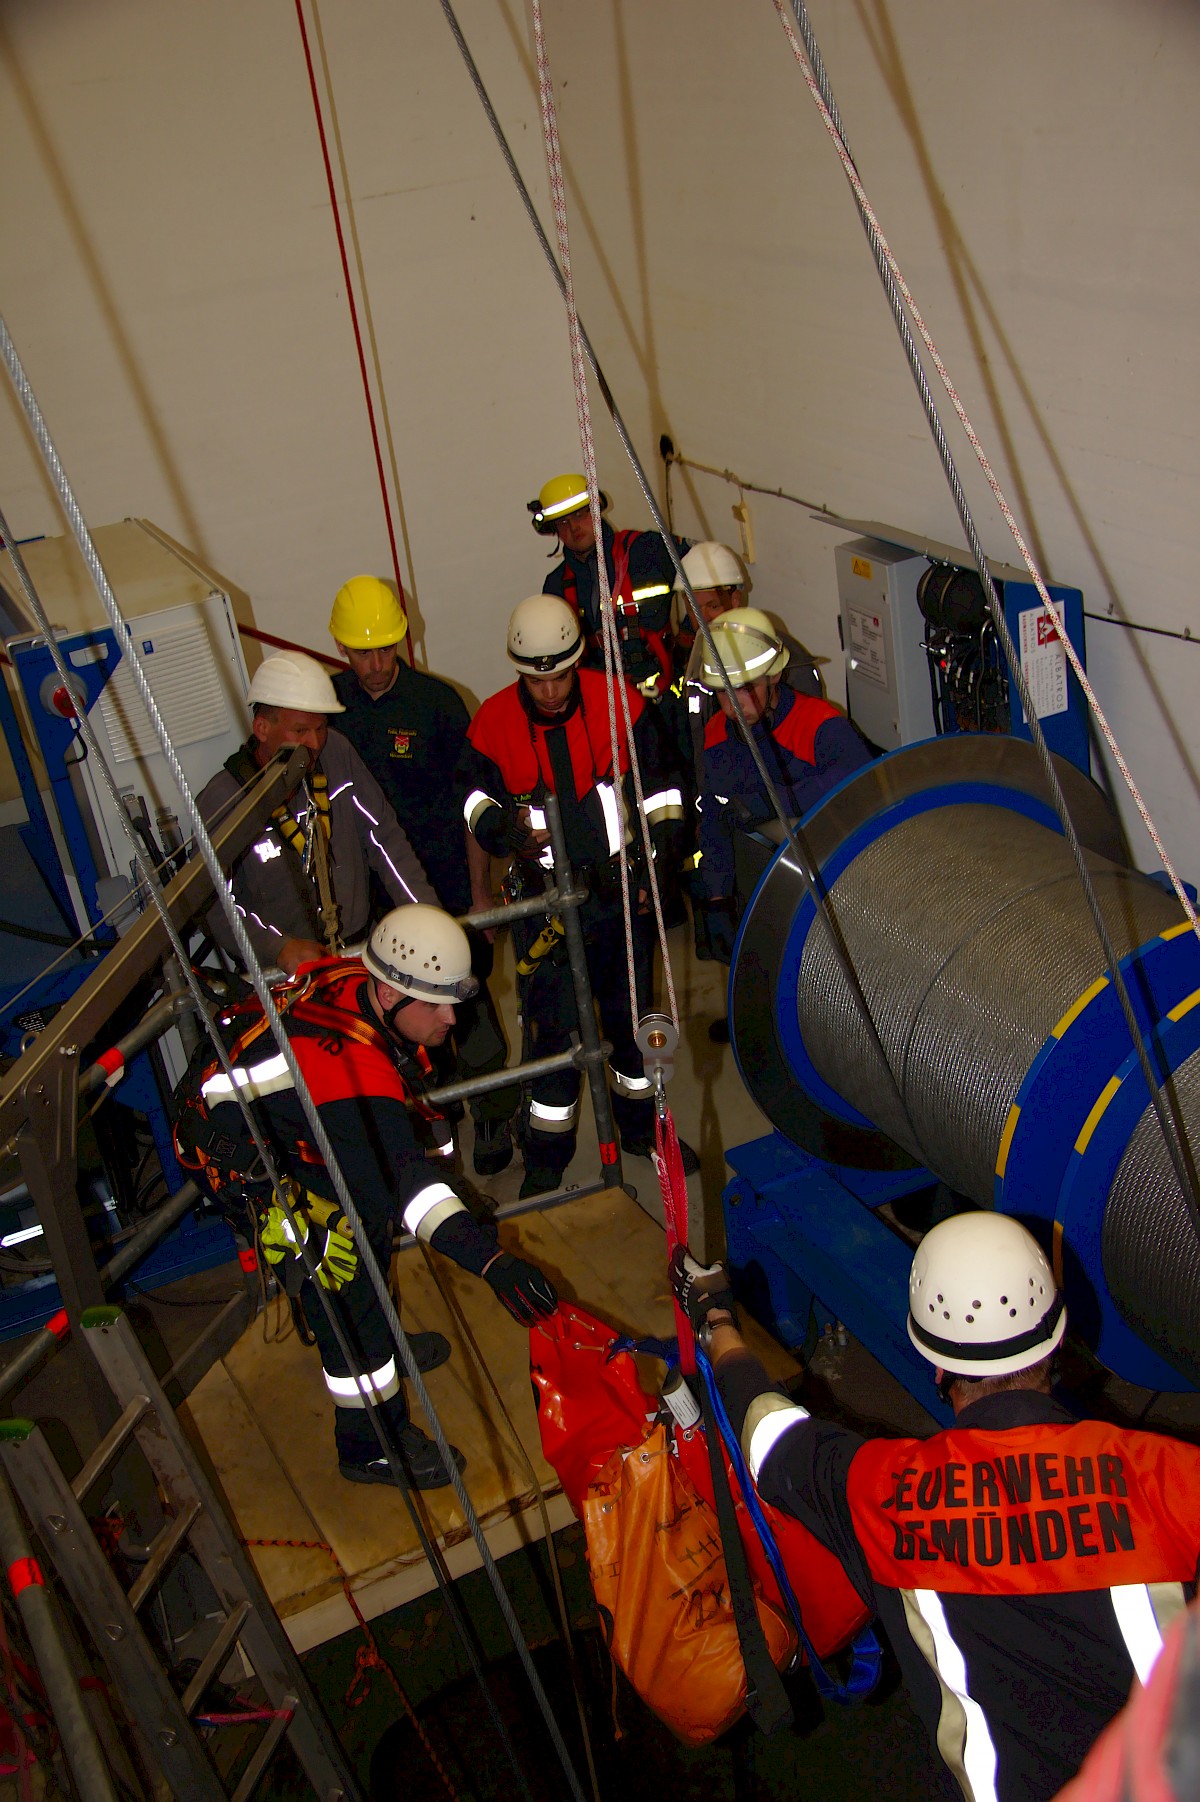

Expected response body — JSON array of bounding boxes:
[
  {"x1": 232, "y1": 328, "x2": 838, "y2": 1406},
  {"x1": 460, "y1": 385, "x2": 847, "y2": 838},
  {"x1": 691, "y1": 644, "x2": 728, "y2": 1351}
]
[{"x1": 847, "y1": 1420, "x2": 1200, "y2": 1597}]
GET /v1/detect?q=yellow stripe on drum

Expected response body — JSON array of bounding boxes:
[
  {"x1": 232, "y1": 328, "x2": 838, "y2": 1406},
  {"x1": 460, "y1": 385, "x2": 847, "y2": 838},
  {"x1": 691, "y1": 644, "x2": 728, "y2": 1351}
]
[
  {"x1": 995, "y1": 1105, "x2": 1021, "y2": 1180},
  {"x1": 1074, "y1": 1074, "x2": 1123, "y2": 1156},
  {"x1": 1167, "y1": 988, "x2": 1200, "y2": 1024},
  {"x1": 1160, "y1": 921, "x2": 1194, "y2": 943},
  {"x1": 1050, "y1": 975, "x2": 1109, "y2": 1040},
  {"x1": 1051, "y1": 1219, "x2": 1065, "y2": 1289}
]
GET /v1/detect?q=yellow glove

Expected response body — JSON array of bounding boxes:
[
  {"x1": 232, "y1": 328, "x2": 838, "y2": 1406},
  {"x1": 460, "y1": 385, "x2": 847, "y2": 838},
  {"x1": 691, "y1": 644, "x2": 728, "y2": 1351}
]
[
  {"x1": 305, "y1": 1195, "x2": 359, "y2": 1292},
  {"x1": 259, "y1": 1194, "x2": 308, "y2": 1265}
]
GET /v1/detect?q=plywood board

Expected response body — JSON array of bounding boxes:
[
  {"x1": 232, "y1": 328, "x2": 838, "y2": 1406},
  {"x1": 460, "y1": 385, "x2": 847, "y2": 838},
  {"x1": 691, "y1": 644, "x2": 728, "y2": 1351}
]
[{"x1": 186, "y1": 1187, "x2": 798, "y2": 1648}]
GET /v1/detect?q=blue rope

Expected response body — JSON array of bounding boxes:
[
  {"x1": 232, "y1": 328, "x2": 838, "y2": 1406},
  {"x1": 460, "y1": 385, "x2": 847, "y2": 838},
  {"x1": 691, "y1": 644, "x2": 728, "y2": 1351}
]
[{"x1": 695, "y1": 1349, "x2": 881, "y2": 1705}]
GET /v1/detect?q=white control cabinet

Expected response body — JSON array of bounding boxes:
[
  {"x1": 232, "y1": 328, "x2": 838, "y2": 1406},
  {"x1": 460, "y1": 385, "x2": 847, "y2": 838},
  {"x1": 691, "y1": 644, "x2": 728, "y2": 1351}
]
[{"x1": 835, "y1": 536, "x2": 936, "y2": 751}]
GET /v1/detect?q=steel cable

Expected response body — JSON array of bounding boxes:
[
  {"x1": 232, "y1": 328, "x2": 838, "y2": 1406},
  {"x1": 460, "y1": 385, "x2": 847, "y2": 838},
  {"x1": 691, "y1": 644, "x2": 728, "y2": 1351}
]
[
  {"x1": 439, "y1": 0, "x2": 916, "y2": 1141},
  {"x1": 292, "y1": 0, "x2": 414, "y2": 664},
  {"x1": 775, "y1": 0, "x2": 1199, "y2": 944},
  {"x1": 0, "y1": 317, "x2": 582, "y2": 1802},
  {"x1": 527, "y1": 0, "x2": 662, "y2": 1031},
  {"x1": 773, "y1": 0, "x2": 1200, "y2": 1242}
]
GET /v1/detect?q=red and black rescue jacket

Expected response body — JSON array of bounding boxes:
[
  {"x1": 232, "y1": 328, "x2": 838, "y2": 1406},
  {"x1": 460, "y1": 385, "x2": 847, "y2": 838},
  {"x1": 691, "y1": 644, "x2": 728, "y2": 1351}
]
[
  {"x1": 173, "y1": 959, "x2": 494, "y2": 1272},
  {"x1": 749, "y1": 1388, "x2": 1200, "y2": 1802},
  {"x1": 458, "y1": 670, "x2": 684, "y2": 877},
  {"x1": 544, "y1": 522, "x2": 683, "y2": 697}
]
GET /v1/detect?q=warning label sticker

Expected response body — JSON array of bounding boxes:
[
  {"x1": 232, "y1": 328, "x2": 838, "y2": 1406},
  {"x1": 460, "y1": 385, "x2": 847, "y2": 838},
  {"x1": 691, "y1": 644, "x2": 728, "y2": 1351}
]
[
  {"x1": 847, "y1": 605, "x2": 888, "y2": 690},
  {"x1": 1018, "y1": 607, "x2": 1068, "y2": 719}
]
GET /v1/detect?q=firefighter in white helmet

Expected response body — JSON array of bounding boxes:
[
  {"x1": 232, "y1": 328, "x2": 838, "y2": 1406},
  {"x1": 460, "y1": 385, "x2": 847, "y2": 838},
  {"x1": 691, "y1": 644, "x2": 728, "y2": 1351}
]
[
  {"x1": 671, "y1": 1212, "x2": 1200, "y2": 1802},
  {"x1": 671, "y1": 543, "x2": 824, "y2": 744},
  {"x1": 695, "y1": 610, "x2": 870, "y2": 1008},
  {"x1": 457, "y1": 595, "x2": 699, "y2": 1195},
  {"x1": 196, "y1": 649, "x2": 436, "y2": 976},
  {"x1": 176, "y1": 904, "x2": 558, "y2": 1490},
  {"x1": 328, "y1": 576, "x2": 519, "y2": 1177},
  {"x1": 529, "y1": 472, "x2": 690, "y2": 702},
  {"x1": 668, "y1": 545, "x2": 826, "y2": 963}
]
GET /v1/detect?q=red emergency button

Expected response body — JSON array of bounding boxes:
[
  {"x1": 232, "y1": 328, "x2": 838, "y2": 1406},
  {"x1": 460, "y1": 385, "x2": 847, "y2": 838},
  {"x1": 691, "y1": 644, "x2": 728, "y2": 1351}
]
[{"x1": 49, "y1": 685, "x2": 77, "y2": 719}]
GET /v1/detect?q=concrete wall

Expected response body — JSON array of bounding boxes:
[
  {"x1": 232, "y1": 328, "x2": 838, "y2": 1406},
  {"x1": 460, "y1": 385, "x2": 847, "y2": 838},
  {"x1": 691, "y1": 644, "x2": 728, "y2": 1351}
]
[{"x1": 2, "y1": 0, "x2": 1197, "y2": 873}]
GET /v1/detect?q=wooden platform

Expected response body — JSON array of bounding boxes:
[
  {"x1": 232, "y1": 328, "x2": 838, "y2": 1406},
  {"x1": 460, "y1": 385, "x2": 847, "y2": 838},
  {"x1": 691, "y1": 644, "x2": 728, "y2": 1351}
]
[{"x1": 183, "y1": 1187, "x2": 798, "y2": 1651}]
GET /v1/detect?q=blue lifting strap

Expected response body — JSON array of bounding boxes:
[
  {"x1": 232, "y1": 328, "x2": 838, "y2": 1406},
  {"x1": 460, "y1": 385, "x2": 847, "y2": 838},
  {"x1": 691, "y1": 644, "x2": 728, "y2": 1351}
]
[{"x1": 696, "y1": 1349, "x2": 882, "y2": 1706}]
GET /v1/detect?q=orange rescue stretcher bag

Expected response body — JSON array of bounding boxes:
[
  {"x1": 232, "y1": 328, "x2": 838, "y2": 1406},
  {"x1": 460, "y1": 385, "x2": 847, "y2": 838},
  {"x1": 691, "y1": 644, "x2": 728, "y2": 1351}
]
[{"x1": 530, "y1": 1304, "x2": 873, "y2": 1744}]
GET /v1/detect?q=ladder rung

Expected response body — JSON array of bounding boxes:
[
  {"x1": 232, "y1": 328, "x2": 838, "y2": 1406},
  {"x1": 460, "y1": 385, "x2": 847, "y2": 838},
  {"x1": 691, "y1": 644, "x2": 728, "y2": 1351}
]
[
  {"x1": 181, "y1": 1600, "x2": 252, "y2": 1718},
  {"x1": 228, "y1": 1695, "x2": 297, "y2": 1802},
  {"x1": 126, "y1": 1498, "x2": 202, "y2": 1612},
  {"x1": 71, "y1": 1395, "x2": 151, "y2": 1501}
]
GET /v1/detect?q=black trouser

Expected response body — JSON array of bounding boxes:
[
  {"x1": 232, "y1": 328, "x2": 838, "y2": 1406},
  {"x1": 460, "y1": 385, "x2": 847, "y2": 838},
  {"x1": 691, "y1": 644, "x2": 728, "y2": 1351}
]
[
  {"x1": 292, "y1": 1178, "x2": 410, "y2": 1461},
  {"x1": 520, "y1": 897, "x2": 655, "y2": 1180}
]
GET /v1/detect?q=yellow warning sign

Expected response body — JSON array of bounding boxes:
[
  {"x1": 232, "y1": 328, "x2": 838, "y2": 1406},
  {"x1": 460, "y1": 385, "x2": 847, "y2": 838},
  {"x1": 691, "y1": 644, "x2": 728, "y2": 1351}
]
[{"x1": 851, "y1": 556, "x2": 872, "y2": 579}]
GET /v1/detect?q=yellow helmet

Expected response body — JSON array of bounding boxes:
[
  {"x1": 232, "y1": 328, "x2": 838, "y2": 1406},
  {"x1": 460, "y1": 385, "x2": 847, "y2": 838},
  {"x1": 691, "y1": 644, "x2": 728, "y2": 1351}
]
[
  {"x1": 698, "y1": 608, "x2": 789, "y2": 690},
  {"x1": 527, "y1": 473, "x2": 608, "y2": 535},
  {"x1": 329, "y1": 575, "x2": 408, "y2": 650}
]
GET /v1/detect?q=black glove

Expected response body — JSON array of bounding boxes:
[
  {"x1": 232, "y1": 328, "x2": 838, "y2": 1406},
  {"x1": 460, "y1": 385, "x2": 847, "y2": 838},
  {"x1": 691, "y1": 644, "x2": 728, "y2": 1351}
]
[
  {"x1": 484, "y1": 1253, "x2": 559, "y2": 1325},
  {"x1": 669, "y1": 1245, "x2": 738, "y2": 1345}
]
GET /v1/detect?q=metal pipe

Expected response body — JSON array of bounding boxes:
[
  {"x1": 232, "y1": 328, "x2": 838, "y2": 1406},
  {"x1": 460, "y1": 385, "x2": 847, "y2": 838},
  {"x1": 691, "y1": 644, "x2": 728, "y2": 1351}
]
[
  {"x1": 101, "y1": 1180, "x2": 202, "y2": 1289},
  {"x1": 456, "y1": 884, "x2": 589, "y2": 933},
  {"x1": 394, "y1": 1176, "x2": 612, "y2": 1253},
  {"x1": 0, "y1": 1466, "x2": 119, "y2": 1802},
  {"x1": 492, "y1": 1177, "x2": 611, "y2": 1221},
  {"x1": 543, "y1": 795, "x2": 624, "y2": 1190},
  {"x1": 78, "y1": 992, "x2": 196, "y2": 1098},
  {"x1": 423, "y1": 1041, "x2": 610, "y2": 1111},
  {"x1": 0, "y1": 1181, "x2": 201, "y2": 1401}
]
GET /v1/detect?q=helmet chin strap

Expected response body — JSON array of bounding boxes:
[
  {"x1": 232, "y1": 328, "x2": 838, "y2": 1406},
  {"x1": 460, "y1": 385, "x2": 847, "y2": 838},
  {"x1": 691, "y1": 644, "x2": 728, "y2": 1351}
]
[{"x1": 367, "y1": 977, "x2": 416, "y2": 1047}]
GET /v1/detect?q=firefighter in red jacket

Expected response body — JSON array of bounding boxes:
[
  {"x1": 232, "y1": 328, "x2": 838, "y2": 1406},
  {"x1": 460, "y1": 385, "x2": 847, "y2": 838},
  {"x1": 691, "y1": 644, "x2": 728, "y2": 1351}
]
[
  {"x1": 696, "y1": 607, "x2": 872, "y2": 953},
  {"x1": 529, "y1": 472, "x2": 687, "y2": 701},
  {"x1": 175, "y1": 906, "x2": 558, "y2": 1491},
  {"x1": 458, "y1": 594, "x2": 697, "y2": 1198},
  {"x1": 672, "y1": 1214, "x2": 1200, "y2": 1802}
]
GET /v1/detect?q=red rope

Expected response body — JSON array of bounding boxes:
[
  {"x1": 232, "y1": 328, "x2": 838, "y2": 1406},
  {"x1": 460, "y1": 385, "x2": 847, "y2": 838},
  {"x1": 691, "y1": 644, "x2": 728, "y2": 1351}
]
[
  {"x1": 292, "y1": 0, "x2": 415, "y2": 667},
  {"x1": 655, "y1": 1107, "x2": 696, "y2": 1375},
  {"x1": 238, "y1": 624, "x2": 346, "y2": 669},
  {"x1": 243, "y1": 1536, "x2": 459, "y2": 1799}
]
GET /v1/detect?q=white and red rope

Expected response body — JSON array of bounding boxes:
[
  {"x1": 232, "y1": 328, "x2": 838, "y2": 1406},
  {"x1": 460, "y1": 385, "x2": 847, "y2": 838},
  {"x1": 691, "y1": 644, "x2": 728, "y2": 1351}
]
[
  {"x1": 529, "y1": 0, "x2": 680, "y2": 1031},
  {"x1": 773, "y1": 0, "x2": 1199, "y2": 942}
]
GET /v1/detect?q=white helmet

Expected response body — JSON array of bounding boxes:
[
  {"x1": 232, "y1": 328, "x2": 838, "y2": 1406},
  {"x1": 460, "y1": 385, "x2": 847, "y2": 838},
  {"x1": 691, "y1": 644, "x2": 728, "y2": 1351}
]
[
  {"x1": 698, "y1": 608, "x2": 789, "y2": 690},
  {"x1": 246, "y1": 650, "x2": 344, "y2": 714},
  {"x1": 507, "y1": 595, "x2": 585, "y2": 675},
  {"x1": 677, "y1": 541, "x2": 745, "y2": 593},
  {"x1": 907, "y1": 1213, "x2": 1066, "y2": 1378},
  {"x1": 363, "y1": 905, "x2": 479, "y2": 1005}
]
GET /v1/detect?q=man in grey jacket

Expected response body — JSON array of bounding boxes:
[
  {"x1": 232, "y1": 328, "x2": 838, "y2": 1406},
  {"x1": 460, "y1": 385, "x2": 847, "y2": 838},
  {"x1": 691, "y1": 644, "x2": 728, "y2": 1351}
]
[{"x1": 197, "y1": 650, "x2": 436, "y2": 975}]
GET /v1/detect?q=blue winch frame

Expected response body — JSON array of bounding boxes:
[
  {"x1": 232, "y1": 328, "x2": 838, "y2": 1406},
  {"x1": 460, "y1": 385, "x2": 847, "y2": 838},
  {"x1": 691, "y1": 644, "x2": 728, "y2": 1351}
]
[{"x1": 0, "y1": 638, "x2": 237, "y2": 1338}]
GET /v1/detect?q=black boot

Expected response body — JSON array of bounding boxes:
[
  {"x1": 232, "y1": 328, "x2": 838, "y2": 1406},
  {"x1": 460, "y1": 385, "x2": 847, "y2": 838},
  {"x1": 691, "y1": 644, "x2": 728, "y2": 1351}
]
[
  {"x1": 406, "y1": 1331, "x2": 451, "y2": 1374},
  {"x1": 473, "y1": 1117, "x2": 513, "y2": 1176},
  {"x1": 339, "y1": 1424, "x2": 465, "y2": 1490},
  {"x1": 621, "y1": 1134, "x2": 701, "y2": 1178},
  {"x1": 518, "y1": 1163, "x2": 567, "y2": 1201},
  {"x1": 336, "y1": 1396, "x2": 464, "y2": 1491}
]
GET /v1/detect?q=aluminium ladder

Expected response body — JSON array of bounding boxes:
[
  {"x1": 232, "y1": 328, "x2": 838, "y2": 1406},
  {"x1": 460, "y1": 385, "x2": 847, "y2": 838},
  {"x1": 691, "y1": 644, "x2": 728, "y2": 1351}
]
[{"x1": 0, "y1": 1305, "x2": 363, "y2": 1801}]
